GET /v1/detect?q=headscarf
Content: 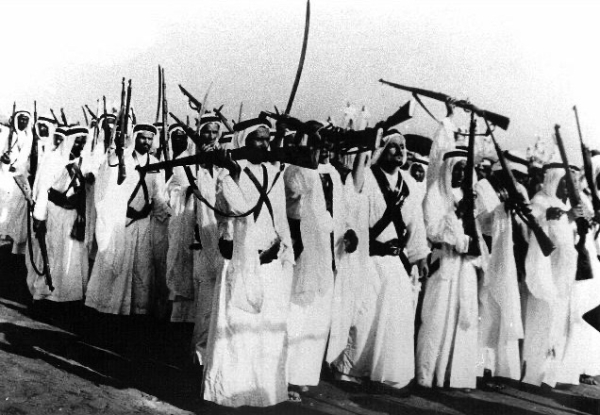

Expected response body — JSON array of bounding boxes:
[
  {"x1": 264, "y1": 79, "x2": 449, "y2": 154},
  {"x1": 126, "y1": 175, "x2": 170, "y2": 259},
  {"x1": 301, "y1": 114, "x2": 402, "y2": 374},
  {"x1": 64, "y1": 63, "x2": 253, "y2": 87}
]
[{"x1": 371, "y1": 129, "x2": 406, "y2": 166}]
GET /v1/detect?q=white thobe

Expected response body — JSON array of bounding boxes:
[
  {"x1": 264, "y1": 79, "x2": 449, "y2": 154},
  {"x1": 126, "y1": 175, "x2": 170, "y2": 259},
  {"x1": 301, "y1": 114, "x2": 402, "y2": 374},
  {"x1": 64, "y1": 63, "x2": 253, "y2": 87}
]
[
  {"x1": 85, "y1": 150, "x2": 169, "y2": 315},
  {"x1": 285, "y1": 163, "x2": 348, "y2": 386},
  {"x1": 522, "y1": 191, "x2": 576, "y2": 387},
  {"x1": 202, "y1": 161, "x2": 293, "y2": 408},
  {"x1": 363, "y1": 167, "x2": 430, "y2": 388}
]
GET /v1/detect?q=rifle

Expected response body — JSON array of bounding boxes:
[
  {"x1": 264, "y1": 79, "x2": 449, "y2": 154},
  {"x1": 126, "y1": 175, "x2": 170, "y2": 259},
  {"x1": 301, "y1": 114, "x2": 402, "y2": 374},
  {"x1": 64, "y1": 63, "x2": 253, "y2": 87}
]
[
  {"x1": 101, "y1": 96, "x2": 112, "y2": 152},
  {"x1": 178, "y1": 84, "x2": 203, "y2": 113},
  {"x1": 161, "y1": 68, "x2": 172, "y2": 180},
  {"x1": 13, "y1": 174, "x2": 53, "y2": 291},
  {"x1": 139, "y1": 145, "x2": 318, "y2": 174},
  {"x1": 459, "y1": 113, "x2": 481, "y2": 256},
  {"x1": 573, "y1": 106, "x2": 600, "y2": 218},
  {"x1": 155, "y1": 65, "x2": 162, "y2": 123},
  {"x1": 485, "y1": 119, "x2": 555, "y2": 256},
  {"x1": 263, "y1": 99, "x2": 413, "y2": 153},
  {"x1": 115, "y1": 79, "x2": 132, "y2": 185},
  {"x1": 30, "y1": 101, "x2": 39, "y2": 183},
  {"x1": 50, "y1": 108, "x2": 61, "y2": 125},
  {"x1": 379, "y1": 79, "x2": 510, "y2": 131},
  {"x1": 554, "y1": 124, "x2": 592, "y2": 280},
  {"x1": 60, "y1": 108, "x2": 69, "y2": 126}
]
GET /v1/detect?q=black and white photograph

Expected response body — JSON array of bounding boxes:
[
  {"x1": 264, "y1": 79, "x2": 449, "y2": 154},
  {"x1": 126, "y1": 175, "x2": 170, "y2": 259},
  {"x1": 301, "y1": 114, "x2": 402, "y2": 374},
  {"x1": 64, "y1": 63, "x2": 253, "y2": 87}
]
[{"x1": 1, "y1": 0, "x2": 600, "y2": 414}]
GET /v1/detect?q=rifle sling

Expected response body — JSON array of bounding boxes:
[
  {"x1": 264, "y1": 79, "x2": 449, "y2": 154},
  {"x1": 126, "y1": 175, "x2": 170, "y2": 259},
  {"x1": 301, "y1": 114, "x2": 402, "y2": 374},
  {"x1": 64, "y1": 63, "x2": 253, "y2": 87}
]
[
  {"x1": 182, "y1": 162, "x2": 283, "y2": 221},
  {"x1": 370, "y1": 166, "x2": 409, "y2": 243}
]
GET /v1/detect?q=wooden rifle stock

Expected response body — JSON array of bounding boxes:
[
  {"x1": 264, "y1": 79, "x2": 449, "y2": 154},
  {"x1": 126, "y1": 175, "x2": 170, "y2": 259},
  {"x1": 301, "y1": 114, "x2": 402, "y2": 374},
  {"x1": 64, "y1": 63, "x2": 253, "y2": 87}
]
[
  {"x1": 115, "y1": 78, "x2": 128, "y2": 185},
  {"x1": 574, "y1": 106, "x2": 600, "y2": 216},
  {"x1": 379, "y1": 79, "x2": 510, "y2": 131},
  {"x1": 485, "y1": 120, "x2": 555, "y2": 256},
  {"x1": 30, "y1": 101, "x2": 39, "y2": 183},
  {"x1": 461, "y1": 113, "x2": 481, "y2": 256},
  {"x1": 139, "y1": 146, "x2": 318, "y2": 173},
  {"x1": 554, "y1": 124, "x2": 592, "y2": 280},
  {"x1": 161, "y1": 68, "x2": 172, "y2": 180}
]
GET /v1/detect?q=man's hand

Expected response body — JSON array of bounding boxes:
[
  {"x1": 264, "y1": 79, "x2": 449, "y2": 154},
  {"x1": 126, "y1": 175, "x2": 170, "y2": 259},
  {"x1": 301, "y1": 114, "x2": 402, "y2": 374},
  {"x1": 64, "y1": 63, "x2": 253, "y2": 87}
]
[
  {"x1": 0, "y1": 151, "x2": 10, "y2": 165},
  {"x1": 85, "y1": 173, "x2": 95, "y2": 185},
  {"x1": 343, "y1": 229, "x2": 358, "y2": 253},
  {"x1": 546, "y1": 207, "x2": 566, "y2": 221},
  {"x1": 415, "y1": 258, "x2": 429, "y2": 279},
  {"x1": 567, "y1": 205, "x2": 586, "y2": 221},
  {"x1": 33, "y1": 218, "x2": 46, "y2": 238}
]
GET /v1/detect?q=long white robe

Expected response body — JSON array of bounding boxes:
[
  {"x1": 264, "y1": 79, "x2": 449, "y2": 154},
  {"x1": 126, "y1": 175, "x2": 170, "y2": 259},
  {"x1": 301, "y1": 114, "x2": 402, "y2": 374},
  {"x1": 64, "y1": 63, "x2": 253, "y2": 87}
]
[
  {"x1": 85, "y1": 150, "x2": 169, "y2": 315},
  {"x1": 475, "y1": 179, "x2": 524, "y2": 380},
  {"x1": 0, "y1": 128, "x2": 32, "y2": 254},
  {"x1": 363, "y1": 167, "x2": 430, "y2": 388},
  {"x1": 418, "y1": 156, "x2": 485, "y2": 390},
  {"x1": 329, "y1": 177, "x2": 381, "y2": 379},
  {"x1": 285, "y1": 163, "x2": 348, "y2": 386},
  {"x1": 202, "y1": 161, "x2": 293, "y2": 407},
  {"x1": 191, "y1": 164, "x2": 224, "y2": 364},
  {"x1": 522, "y1": 183, "x2": 576, "y2": 387},
  {"x1": 165, "y1": 150, "x2": 196, "y2": 322}
]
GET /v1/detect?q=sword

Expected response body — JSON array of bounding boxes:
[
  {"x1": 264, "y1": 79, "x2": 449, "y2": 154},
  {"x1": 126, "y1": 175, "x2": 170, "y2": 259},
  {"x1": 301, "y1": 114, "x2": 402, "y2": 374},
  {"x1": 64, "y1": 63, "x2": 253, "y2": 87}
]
[{"x1": 284, "y1": 0, "x2": 310, "y2": 115}]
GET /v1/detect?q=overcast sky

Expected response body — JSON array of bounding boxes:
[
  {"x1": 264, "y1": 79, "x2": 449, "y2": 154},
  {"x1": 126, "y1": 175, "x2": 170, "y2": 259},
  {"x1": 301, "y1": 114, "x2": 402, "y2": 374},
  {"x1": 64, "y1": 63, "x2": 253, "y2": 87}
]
[{"x1": 1, "y1": 0, "x2": 598, "y2": 160}]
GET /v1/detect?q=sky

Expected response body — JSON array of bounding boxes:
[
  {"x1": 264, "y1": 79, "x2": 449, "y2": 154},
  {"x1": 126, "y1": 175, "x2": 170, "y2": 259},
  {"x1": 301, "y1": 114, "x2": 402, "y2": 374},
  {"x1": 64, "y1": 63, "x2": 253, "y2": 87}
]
[{"x1": 0, "y1": 0, "x2": 598, "y2": 161}]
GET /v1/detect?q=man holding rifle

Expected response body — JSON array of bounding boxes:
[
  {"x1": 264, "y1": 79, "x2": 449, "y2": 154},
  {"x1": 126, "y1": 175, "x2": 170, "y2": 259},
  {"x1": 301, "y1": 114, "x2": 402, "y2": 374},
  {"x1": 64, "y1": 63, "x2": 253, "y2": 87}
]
[
  {"x1": 86, "y1": 123, "x2": 171, "y2": 315},
  {"x1": 27, "y1": 127, "x2": 91, "y2": 304},
  {"x1": 202, "y1": 117, "x2": 294, "y2": 407},
  {"x1": 0, "y1": 109, "x2": 33, "y2": 254},
  {"x1": 475, "y1": 150, "x2": 530, "y2": 386}
]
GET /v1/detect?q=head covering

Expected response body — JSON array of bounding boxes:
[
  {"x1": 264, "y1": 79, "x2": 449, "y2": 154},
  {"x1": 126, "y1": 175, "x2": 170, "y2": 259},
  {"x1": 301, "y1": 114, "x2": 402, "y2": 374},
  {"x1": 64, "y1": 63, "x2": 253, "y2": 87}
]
[
  {"x1": 541, "y1": 161, "x2": 579, "y2": 199},
  {"x1": 12, "y1": 110, "x2": 32, "y2": 131},
  {"x1": 371, "y1": 129, "x2": 406, "y2": 166},
  {"x1": 233, "y1": 116, "x2": 272, "y2": 149},
  {"x1": 502, "y1": 150, "x2": 529, "y2": 175},
  {"x1": 133, "y1": 123, "x2": 158, "y2": 137},
  {"x1": 424, "y1": 149, "x2": 469, "y2": 243}
]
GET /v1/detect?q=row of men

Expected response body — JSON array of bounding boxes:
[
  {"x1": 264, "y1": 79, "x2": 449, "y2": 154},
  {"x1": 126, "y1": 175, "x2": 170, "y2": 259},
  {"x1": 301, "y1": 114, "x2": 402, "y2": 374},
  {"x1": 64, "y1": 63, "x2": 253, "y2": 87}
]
[{"x1": 1, "y1": 105, "x2": 600, "y2": 408}]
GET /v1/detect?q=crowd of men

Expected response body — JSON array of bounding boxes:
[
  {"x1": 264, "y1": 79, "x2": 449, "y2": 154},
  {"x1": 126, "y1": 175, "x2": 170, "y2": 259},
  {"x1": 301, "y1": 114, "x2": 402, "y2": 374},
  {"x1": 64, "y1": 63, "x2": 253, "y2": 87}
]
[{"x1": 0, "y1": 91, "x2": 599, "y2": 408}]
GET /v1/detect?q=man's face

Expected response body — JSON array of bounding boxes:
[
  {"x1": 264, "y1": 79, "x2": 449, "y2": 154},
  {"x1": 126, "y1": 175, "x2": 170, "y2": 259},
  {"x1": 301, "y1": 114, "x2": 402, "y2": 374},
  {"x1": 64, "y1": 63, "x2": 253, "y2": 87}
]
[
  {"x1": 411, "y1": 163, "x2": 425, "y2": 182},
  {"x1": 199, "y1": 123, "x2": 220, "y2": 152},
  {"x1": 556, "y1": 175, "x2": 569, "y2": 202},
  {"x1": 70, "y1": 135, "x2": 87, "y2": 159},
  {"x1": 38, "y1": 123, "x2": 49, "y2": 138},
  {"x1": 171, "y1": 130, "x2": 188, "y2": 156},
  {"x1": 135, "y1": 131, "x2": 154, "y2": 155},
  {"x1": 53, "y1": 134, "x2": 64, "y2": 148},
  {"x1": 17, "y1": 115, "x2": 29, "y2": 131},
  {"x1": 381, "y1": 139, "x2": 406, "y2": 168},
  {"x1": 451, "y1": 160, "x2": 467, "y2": 188},
  {"x1": 246, "y1": 127, "x2": 269, "y2": 163}
]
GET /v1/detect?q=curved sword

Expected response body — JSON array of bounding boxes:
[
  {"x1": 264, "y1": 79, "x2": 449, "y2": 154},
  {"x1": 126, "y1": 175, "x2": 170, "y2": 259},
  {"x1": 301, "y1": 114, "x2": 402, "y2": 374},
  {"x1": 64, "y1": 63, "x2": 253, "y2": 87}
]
[{"x1": 285, "y1": 0, "x2": 310, "y2": 115}]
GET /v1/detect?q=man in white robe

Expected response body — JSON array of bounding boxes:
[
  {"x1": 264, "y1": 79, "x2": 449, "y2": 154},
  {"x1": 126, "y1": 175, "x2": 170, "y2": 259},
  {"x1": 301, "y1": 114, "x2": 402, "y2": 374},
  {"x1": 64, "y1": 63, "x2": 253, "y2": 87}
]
[
  {"x1": 285, "y1": 121, "x2": 356, "y2": 395},
  {"x1": 475, "y1": 150, "x2": 529, "y2": 383},
  {"x1": 0, "y1": 110, "x2": 33, "y2": 254},
  {"x1": 85, "y1": 124, "x2": 170, "y2": 315},
  {"x1": 359, "y1": 130, "x2": 430, "y2": 390},
  {"x1": 522, "y1": 162, "x2": 584, "y2": 387},
  {"x1": 202, "y1": 118, "x2": 293, "y2": 407},
  {"x1": 27, "y1": 127, "x2": 92, "y2": 303},
  {"x1": 189, "y1": 114, "x2": 226, "y2": 365},
  {"x1": 166, "y1": 123, "x2": 197, "y2": 323},
  {"x1": 417, "y1": 148, "x2": 486, "y2": 391}
]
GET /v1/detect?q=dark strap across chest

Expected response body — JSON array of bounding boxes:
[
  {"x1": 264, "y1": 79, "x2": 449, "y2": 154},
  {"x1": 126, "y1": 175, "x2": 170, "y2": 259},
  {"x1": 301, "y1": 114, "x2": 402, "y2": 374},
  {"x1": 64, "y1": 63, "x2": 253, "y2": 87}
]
[
  {"x1": 370, "y1": 166, "x2": 409, "y2": 244},
  {"x1": 126, "y1": 154, "x2": 153, "y2": 226}
]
